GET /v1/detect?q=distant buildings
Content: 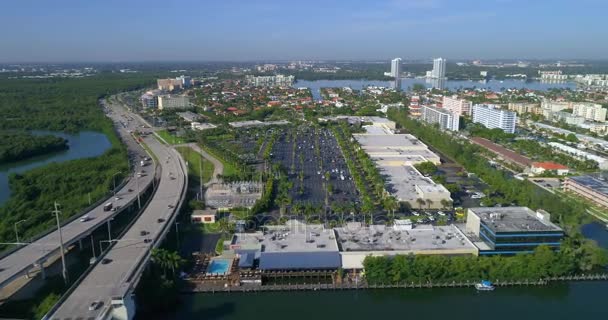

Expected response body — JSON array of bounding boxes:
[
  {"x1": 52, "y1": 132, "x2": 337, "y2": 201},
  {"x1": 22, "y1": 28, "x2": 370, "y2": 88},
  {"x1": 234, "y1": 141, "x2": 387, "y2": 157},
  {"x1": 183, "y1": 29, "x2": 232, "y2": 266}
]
[
  {"x1": 472, "y1": 104, "x2": 517, "y2": 134},
  {"x1": 442, "y1": 96, "x2": 472, "y2": 116},
  {"x1": 245, "y1": 74, "x2": 295, "y2": 87},
  {"x1": 541, "y1": 100, "x2": 571, "y2": 118},
  {"x1": 539, "y1": 70, "x2": 568, "y2": 81},
  {"x1": 140, "y1": 92, "x2": 158, "y2": 108},
  {"x1": 431, "y1": 58, "x2": 447, "y2": 79},
  {"x1": 421, "y1": 105, "x2": 460, "y2": 131},
  {"x1": 572, "y1": 102, "x2": 606, "y2": 122},
  {"x1": 465, "y1": 207, "x2": 564, "y2": 255},
  {"x1": 390, "y1": 58, "x2": 402, "y2": 78},
  {"x1": 507, "y1": 102, "x2": 540, "y2": 115},
  {"x1": 563, "y1": 175, "x2": 608, "y2": 208},
  {"x1": 157, "y1": 75, "x2": 191, "y2": 91},
  {"x1": 158, "y1": 95, "x2": 190, "y2": 110}
]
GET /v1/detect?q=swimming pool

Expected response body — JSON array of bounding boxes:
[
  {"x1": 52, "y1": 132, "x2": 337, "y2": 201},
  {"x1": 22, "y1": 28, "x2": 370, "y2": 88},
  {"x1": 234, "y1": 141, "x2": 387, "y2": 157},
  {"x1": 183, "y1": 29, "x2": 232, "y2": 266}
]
[{"x1": 206, "y1": 259, "x2": 232, "y2": 275}]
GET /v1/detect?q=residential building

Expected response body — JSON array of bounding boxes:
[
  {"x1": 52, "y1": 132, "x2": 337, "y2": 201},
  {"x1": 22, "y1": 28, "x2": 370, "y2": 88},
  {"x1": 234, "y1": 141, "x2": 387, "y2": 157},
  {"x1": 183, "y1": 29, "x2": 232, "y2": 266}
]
[
  {"x1": 530, "y1": 162, "x2": 570, "y2": 175},
  {"x1": 421, "y1": 105, "x2": 460, "y2": 131},
  {"x1": 563, "y1": 175, "x2": 608, "y2": 208},
  {"x1": 443, "y1": 96, "x2": 472, "y2": 116},
  {"x1": 390, "y1": 58, "x2": 402, "y2": 78},
  {"x1": 431, "y1": 58, "x2": 447, "y2": 79},
  {"x1": 541, "y1": 100, "x2": 571, "y2": 118},
  {"x1": 551, "y1": 111, "x2": 586, "y2": 126},
  {"x1": 179, "y1": 75, "x2": 192, "y2": 88},
  {"x1": 539, "y1": 70, "x2": 568, "y2": 81},
  {"x1": 157, "y1": 95, "x2": 190, "y2": 110},
  {"x1": 157, "y1": 78, "x2": 183, "y2": 91},
  {"x1": 465, "y1": 207, "x2": 564, "y2": 255},
  {"x1": 245, "y1": 74, "x2": 295, "y2": 87},
  {"x1": 140, "y1": 93, "x2": 158, "y2": 108},
  {"x1": 471, "y1": 104, "x2": 517, "y2": 134},
  {"x1": 572, "y1": 103, "x2": 606, "y2": 122},
  {"x1": 508, "y1": 102, "x2": 541, "y2": 115}
]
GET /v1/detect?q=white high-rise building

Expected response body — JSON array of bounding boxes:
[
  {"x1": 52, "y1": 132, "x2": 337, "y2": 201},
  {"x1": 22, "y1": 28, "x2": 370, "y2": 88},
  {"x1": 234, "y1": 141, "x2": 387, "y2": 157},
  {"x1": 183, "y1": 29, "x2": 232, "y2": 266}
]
[
  {"x1": 442, "y1": 96, "x2": 472, "y2": 116},
  {"x1": 391, "y1": 58, "x2": 402, "y2": 78},
  {"x1": 432, "y1": 58, "x2": 447, "y2": 79},
  {"x1": 572, "y1": 103, "x2": 607, "y2": 122},
  {"x1": 472, "y1": 104, "x2": 517, "y2": 134},
  {"x1": 421, "y1": 106, "x2": 460, "y2": 131}
]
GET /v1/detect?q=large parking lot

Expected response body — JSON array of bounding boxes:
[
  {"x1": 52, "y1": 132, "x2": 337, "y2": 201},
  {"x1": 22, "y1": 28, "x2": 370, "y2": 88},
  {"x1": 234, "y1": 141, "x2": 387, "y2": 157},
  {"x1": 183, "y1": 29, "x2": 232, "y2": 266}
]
[{"x1": 271, "y1": 126, "x2": 359, "y2": 206}]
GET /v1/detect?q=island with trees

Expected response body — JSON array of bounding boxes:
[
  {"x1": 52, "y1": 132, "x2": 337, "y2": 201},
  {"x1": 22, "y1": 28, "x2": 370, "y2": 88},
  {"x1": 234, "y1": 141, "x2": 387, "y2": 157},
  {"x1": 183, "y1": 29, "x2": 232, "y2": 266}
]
[{"x1": 0, "y1": 131, "x2": 68, "y2": 164}]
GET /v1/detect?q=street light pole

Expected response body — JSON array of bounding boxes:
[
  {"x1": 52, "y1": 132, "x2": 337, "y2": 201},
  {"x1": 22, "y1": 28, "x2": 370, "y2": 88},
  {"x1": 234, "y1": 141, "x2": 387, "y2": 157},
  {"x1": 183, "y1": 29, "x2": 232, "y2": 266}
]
[
  {"x1": 135, "y1": 173, "x2": 141, "y2": 209},
  {"x1": 112, "y1": 171, "x2": 122, "y2": 196},
  {"x1": 14, "y1": 219, "x2": 27, "y2": 244},
  {"x1": 53, "y1": 202, "x2": 68, "y2": 285}
]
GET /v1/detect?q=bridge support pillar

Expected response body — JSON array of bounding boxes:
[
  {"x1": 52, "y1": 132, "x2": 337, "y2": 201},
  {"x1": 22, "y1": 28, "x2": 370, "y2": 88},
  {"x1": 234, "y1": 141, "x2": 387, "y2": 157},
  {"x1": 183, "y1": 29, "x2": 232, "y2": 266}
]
[
  {"x1": 79, "y1": 239, "x2": 83, "y2": 250},
  {"x1": 111, "y1": 292, "x2": 136, "y2": 320}
]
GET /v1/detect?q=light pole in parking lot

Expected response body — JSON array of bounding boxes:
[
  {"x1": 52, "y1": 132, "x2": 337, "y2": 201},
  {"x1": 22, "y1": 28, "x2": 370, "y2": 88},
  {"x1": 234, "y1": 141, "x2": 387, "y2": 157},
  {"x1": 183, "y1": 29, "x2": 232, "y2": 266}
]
[
  {"x1": 52, "y1": 202, "x2": 69, "y2": 285},
  {"x1": 14, "y1": 219, "x2": 27, "y2": 244},
  {"x1": 112, "y1": 171, "x2": 122, "y2": 196}
]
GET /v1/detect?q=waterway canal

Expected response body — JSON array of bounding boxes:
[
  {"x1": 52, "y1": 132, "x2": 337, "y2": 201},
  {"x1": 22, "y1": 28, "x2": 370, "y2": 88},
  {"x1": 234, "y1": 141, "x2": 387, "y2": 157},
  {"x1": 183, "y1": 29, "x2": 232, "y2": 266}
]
[{"x1": 0, "y1": 131, "x2": 111, "y2": 205}]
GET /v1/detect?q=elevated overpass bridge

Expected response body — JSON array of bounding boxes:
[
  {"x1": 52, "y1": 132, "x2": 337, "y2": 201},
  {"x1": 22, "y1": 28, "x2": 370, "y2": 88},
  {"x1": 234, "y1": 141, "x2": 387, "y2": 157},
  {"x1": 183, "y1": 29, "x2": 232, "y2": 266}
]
[
  {"x1": 0, "y1": 99, "x2": 156, "y2": 297},
  {"x1": 46, "y1": 101, "x2": 189, "y2": 320}
]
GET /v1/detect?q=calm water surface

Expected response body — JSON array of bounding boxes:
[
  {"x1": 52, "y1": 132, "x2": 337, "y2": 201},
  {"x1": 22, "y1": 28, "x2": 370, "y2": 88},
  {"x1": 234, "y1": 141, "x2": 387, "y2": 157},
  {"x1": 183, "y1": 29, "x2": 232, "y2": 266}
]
[
  {"x1": 295, "y1": 79, "x2": 577, "y2": 101},
  {"x1": 0, "y1": 131, "x2": 111, "y2": 205}
]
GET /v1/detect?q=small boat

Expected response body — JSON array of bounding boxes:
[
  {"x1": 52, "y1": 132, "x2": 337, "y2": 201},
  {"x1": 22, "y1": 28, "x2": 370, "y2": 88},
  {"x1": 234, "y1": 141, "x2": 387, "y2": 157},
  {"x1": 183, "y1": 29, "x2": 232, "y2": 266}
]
[{"x1": 475, "y1": 280, "x2": 495, "y2": 291}]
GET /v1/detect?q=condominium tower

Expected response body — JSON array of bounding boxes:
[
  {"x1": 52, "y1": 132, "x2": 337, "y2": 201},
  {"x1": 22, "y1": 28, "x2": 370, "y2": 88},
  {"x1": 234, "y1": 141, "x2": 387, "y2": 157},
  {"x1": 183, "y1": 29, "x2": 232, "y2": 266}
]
[
  {"x1": 572, "y1": 103, "x2": 607, "y2": 122},
  {"x1": 421, "y1": 106, "x2": 460, "y2": 131},
  {"x1": 472, "y1": 104, "x2": 517, "y2": 134},
  {"x1": 442, "y1": 96, "x2": 472, "y2": 116},
  {"x1": 432, "y1": 58, "x2": 447, "y2": 79},
  {"x1": 391, "y1": 58, "x2": 402, "y2": 78}
]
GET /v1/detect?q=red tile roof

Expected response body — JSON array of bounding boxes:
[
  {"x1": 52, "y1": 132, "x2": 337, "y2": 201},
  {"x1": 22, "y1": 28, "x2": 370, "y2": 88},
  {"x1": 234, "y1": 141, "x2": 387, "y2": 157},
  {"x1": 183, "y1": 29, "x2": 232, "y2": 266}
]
[{"x1": 532, "y1": 162, "x2": 568, "y2": 170}]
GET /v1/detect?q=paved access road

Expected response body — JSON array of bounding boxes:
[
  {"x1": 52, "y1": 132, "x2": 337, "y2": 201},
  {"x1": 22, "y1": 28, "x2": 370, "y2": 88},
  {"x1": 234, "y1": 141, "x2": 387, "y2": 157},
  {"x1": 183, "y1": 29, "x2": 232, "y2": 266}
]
[
  {"x1": 175, "y1": 143, "x2": 223, "y2": 187},
  {"x1": 50, "y1": 132, "x2": 187, "y2": 319},
  {"x1": 0, "y1": 100, "x2": 155, "y2": 291}
]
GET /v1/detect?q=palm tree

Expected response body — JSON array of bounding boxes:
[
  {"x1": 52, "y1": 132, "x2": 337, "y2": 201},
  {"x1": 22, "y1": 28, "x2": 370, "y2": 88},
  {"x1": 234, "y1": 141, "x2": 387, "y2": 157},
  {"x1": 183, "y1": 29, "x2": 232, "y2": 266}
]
[
  {"x1": 384, "y1": 196, "x2": 399, "y2": 220},
  {"x1": 416, "y1": 198, "x2": 426, "y2": 210},
  {"x1": 440, "y1": 199, "x2": 452, "y2": 210},
  {"x1": 166, "y1": 251, "x2": 185, "y2": 276},
  {"x1": 152, "y1": 248, "x2": 171, "y2": 277}
]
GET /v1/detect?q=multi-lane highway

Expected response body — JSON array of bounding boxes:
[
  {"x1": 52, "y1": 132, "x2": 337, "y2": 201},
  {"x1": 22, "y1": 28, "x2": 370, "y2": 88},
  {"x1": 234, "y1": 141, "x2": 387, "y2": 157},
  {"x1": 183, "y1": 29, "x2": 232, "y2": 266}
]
[
  {"x1": 0, "y1": 99, "x2": 156, "y2": 292},
  {"x1": 48, "y1": 100, "x2": 188, "y2": 319}
]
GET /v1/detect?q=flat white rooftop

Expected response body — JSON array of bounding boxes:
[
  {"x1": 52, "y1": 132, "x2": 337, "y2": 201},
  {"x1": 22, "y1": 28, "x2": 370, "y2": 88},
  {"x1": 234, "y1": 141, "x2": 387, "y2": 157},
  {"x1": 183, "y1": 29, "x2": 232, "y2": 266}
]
[
  {"x1": 335, "y1": 223, "x2": 476, "y2": 252},
  {"x1": 231, "y1": 220, "x2": 339, "y2": 253}
]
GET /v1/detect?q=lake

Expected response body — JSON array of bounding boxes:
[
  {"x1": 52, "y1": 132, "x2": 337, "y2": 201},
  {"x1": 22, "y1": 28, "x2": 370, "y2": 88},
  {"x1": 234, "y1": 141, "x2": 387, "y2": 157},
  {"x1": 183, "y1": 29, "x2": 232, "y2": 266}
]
[
  {"x1": 294, "y1": 79, "x2": 578, "y2": 101},
  {"x1": 0, "y1": 131, "x2": 111, "y2": 205},
  {"x1": 170, "y1": 222, "x2": 608, "y2": 320}
]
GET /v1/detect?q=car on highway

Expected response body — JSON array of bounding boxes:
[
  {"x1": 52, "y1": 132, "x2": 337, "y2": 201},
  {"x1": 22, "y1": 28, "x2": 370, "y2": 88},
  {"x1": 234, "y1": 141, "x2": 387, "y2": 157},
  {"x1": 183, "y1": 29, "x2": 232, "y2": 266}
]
[
  {"x1": 80, "y1": 216, "x2": 91, "y2": 222},
  {"x1": 101, "y1": 258, "x2": 112, "y2": 265},
  {"x1": 89, "y1": 301, "x2": 102, "y2": 311}
]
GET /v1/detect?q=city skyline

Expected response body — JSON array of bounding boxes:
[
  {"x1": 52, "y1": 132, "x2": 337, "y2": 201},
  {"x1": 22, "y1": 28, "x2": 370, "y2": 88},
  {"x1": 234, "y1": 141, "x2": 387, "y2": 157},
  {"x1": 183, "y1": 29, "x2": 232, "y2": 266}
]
[{"x1": 1, "y1": 0, "x2": 607, "y2": 62}]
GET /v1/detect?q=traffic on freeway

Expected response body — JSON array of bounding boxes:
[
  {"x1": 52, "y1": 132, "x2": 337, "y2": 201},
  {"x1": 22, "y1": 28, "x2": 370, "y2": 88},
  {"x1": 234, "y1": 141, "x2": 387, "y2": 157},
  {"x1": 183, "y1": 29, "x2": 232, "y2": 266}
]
[
  {"x1": 0, "y1": 99, "x2": 156, "y2": 290},
  {"x1": 49, "y1": 105, "x2": 188, "y2": 319}
]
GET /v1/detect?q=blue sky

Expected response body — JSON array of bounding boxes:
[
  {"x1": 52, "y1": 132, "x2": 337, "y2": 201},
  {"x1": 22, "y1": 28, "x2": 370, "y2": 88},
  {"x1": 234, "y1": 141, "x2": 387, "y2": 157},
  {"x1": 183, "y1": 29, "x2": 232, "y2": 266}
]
[{"x1": 1, "y1": 0, "x2": 606, "y2": 62}]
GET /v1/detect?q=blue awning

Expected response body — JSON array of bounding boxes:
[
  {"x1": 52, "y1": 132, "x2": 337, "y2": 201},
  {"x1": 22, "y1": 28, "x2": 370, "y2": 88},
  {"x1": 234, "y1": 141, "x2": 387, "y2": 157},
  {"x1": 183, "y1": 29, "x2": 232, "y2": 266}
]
[{"x1": 259, "y1": 252, "x2": 341, "y2": 270}]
